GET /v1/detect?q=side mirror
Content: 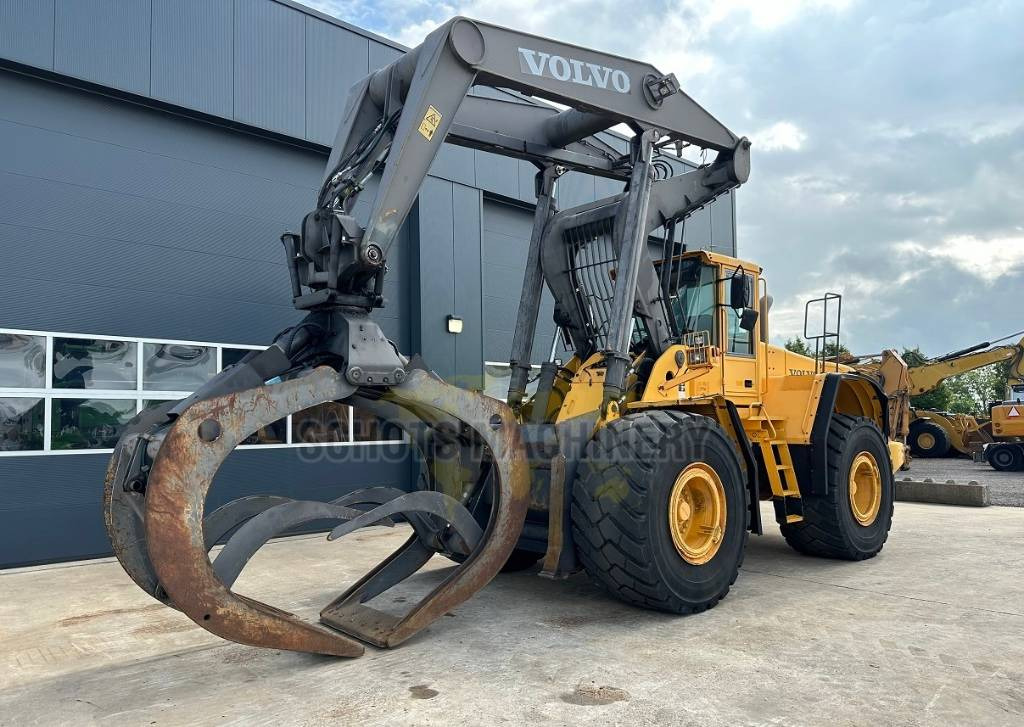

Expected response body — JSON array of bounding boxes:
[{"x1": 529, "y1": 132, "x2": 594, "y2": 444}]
[
  {"x1": 739, "y1": 308, "x2": 759, "y2": 332},
  {"x1": 730, "y1": 270, "x2": 751, "y2": 310}
]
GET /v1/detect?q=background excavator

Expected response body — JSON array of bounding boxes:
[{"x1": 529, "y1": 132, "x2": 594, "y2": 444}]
[
  {"x1": 104, "y1": 17, "x2": 909, "y2": 658},
  {"x1": 852, "y1": 333, "x2": 1024, "y2": 466}
]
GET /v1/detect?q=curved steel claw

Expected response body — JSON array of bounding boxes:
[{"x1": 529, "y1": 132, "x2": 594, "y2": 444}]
[
  {"x1": 143, "y1": 367, "x2": 365, "y2": 657},
  {"x1": 106, "y1": 364, "x2": 529, "y2": 657},
  {"x1": 318, "y1": 369, "x2": 530, "y2": 649},
  {"x1": 326, "y1": 491, "x2": 482, "y2": 549},
  {"x1": 213, "y1": 500, "x2": 391, "y2": 588}
]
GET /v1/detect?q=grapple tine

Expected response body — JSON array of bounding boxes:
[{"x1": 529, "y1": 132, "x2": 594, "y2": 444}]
[
  {"x1": 319, "y1": 369, "x2": 530, "y2": 648},
  {"x1": 144, "y1": 366, "x2": 365, "y2": 657},
  {"x1": 325, "y1": 491, "x2": 482, "y2": 548},
  {"x1": 203, "y1": 495, "x2": 294, "y2": 550},
  {"x1": 212, "y1": 500, "x2": 390, "y2": 588}
]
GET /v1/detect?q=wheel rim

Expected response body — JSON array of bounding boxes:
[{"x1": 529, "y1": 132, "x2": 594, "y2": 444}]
[
  {"x1": 917, "y1": 432, "x2": 936, "y2": 450},
  {"x1": 668, "y1": 463, "x2": 727, "y2": 565},
  {"x1": 848, "y1": 452, "x2": 882, "y2": 526},
  {"x1": 992, "y1": 448, "x2": 1014, "y2": 468}
]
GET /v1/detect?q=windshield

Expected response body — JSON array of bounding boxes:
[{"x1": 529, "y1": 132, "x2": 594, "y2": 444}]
[{"x1": 668, "y1": 260, "x2": 718, "y2": 344}]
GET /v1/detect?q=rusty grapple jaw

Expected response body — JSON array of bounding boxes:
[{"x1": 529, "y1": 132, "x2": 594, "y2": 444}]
[{"x1": 103, "y1": 312, "x2": 530, "y2": 657}]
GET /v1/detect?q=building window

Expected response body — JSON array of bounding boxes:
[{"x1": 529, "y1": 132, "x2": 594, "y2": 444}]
[
  {"x1": 353, "y1": 407, "x2": 403, "y2": 442},
  {"x1": 293, "y1": 402, "x2": 351, "y2": 444},
  {"x1": 483, "y1": 362, "x2": 542, "y2": 402},
  {"x1": 0, "y1": 334, "x2": 45, "y2": 388},
  {"x1": 0, "y1": 397, "x2": 44, "y2": 451},
  {"x1": 53, "y1": 338, "x2": 137, "y2": 390},
  {"x1": 143, "y1": 343, "x2": 216, "y2": 391},
  {"x1": 51, "y1": 398, "x2": 136, "y2": 450},
  {"x1": 0, "y1": 328, "x2": 406, "y2": 455}
]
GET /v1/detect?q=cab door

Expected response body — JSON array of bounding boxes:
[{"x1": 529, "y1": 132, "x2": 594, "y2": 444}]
[{"x1": 720, "y1": 267, "x2": 760, "y2": 406}]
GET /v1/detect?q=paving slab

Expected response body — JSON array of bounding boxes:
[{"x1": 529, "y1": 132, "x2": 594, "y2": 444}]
[{"x1": 0, "y1": 502, "x2": 1022, "y2": 726}]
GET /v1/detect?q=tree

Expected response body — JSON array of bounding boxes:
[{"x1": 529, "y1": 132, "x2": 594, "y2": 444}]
[
  {"x1": 785, "y1": 337, "x2": 810, "y2": 355},
  {"x1": 904, "y1": 347, "x2": 952, "y2": 411}
]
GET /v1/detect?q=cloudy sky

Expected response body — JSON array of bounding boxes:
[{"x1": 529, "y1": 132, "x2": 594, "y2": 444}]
[{"x1": 306, "y1": 0, "x2": 1023, "y2": 357}]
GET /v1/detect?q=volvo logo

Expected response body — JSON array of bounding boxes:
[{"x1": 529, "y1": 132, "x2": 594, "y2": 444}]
[{"x1": 518, "y1": 47, "x2": 631, "y2": 94}]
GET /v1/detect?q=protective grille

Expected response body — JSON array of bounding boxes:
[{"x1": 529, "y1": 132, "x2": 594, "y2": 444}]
[{"x1": 563, "y1": 217, "x2": 618, "y2": 350}]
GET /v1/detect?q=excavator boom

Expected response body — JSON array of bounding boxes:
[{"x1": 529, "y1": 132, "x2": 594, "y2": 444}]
[{"x1": 906, "y1": 336, "x2": 1024, "y2": 396}]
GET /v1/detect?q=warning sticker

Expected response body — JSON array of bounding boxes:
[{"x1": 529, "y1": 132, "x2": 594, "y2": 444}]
[
  {"x1": 1009, "y1": 406, "x2": 1020, "y2": 417},
  {"x1": 418, "y1": 105, "x2": 442, "y2": 141}
]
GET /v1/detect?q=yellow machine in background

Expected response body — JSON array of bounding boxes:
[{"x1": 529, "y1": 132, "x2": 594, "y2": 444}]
[{"x1": 856, "y1": 335, "x2": 1024, "y2": 460}]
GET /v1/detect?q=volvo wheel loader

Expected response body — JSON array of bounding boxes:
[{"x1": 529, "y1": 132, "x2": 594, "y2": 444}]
[{"x1": 104, "y1": 17, "x2": 907, "y2": 658}]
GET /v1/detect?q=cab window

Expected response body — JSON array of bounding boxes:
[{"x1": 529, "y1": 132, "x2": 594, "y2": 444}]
[
  {"x1": 724, "y1": 269, "x2": 755, "y2": 356},
  {"x1": 670, "y1": 261, "x2": 718, "y2": 345}
]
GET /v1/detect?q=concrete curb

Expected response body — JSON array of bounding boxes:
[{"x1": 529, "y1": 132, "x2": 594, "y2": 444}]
[{"x1": 895, "y1": 478, "x2": 990, "y2": 507}]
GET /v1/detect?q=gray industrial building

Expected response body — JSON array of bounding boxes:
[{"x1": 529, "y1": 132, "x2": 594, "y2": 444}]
[{"x1": 0, "y1": 0, "x2": 736, "y2": 566}]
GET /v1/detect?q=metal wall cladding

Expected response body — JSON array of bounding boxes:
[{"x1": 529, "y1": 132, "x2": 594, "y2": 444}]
[
  {"x1": 0, "y1": 0, "x2": 55, "y2": 69},
  {"x1": 0, "y1": 70, "x2": 311, "y2": 345},
  {"x1": 2, "y1": 0, "x2": 405, "y2": 148},
  {"x1": 233, "y1": 0, "x2": 306, "y2": 137},
  {"x1": 481, "y1": 200, "x2": 559, "y2": 364},
  {"x1": 305, "y1": 17, "x2": 369, "y2": 145},
  {"x1": 54, "y1": 0, "x2": 152, "y2": 95},
  {"x1": 151, "y1": 0, "x2": 233, "y2": 118},
  {"x1": 0, "y1": 447, "x2": 414, "y2": 568}
]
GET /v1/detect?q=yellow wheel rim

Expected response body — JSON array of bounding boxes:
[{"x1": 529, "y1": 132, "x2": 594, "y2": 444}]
[
  {"x1": 848, "y1": 452, "x2": 882, "y2": 526},
  {"x1": 917, "y1": 432, "x2": 936, "y2": 450},
  {"x1": 668, "y1": 463, "x2": 727, "y2": 565}
]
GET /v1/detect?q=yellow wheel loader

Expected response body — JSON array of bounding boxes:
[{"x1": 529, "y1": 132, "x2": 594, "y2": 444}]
[
  {"x1": 854, "y1": 334, "x2": 1024, "y2": 460},
  {"x1": 104, "y1": 17, "x2": 908, "y2": 657}
]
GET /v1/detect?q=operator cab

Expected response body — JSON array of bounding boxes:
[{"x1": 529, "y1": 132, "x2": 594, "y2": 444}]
[{"x1": 652, "y1": 250, "x2": 762, "y2": 355}]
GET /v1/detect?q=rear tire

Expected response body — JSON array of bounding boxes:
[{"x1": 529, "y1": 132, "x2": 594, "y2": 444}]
[
  {"x1": 571, "y1": 410, "x2": 749, "y2": 614},
  {"x1": 908, "y1": 419, "x2": 951, "y2": 458},
  {"x1": 986, "y1": 443, "x2": 1024, "y2": 472},
  {"x1": 781, "y1": 414, "x2": 894, "y2": 560}
]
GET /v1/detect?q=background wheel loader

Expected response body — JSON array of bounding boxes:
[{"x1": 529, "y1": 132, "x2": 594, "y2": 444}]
[
  {"x1": 852, "y1": 333, "x2": 1024, "y2": 467},
  {"x1": 104, "y1": 17, "x2": 909, "y2": 657}
]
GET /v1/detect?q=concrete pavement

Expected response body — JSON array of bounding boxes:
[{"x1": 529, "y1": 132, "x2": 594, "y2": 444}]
[{"x1": 1, "y1": 502, "x2": 1022, "y2": 726}]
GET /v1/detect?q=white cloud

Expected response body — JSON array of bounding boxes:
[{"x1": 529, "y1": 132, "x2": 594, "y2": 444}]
[
  {"x1": 894, "y1": 236, "x2": 1024, "y2": 283},
  {"x1": 752, "y1": 121, "x2": 808, "y2": 151}
]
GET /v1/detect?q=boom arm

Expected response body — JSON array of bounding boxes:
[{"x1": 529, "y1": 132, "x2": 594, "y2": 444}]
[
  {"x1": 907, "y1": 338, "x2": 1024, "y2": 395},
  {"x1": 289, "y1": 16, "x2": 749, "y2": 311}
]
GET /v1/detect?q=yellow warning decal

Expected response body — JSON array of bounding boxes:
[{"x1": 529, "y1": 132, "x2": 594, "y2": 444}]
[{"x1": 418, "y1": 105, "x2": 442, "y2": 140}]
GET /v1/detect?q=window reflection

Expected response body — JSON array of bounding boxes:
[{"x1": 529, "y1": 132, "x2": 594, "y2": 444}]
[
  {"x1": 51, "y1": 398, "x2": 136, "y2": 450},
  {"x1": 221, "y1": 348, "x2": 255, "y2": 370},
  {"x1": 53, "y1": 338, "x2": 137, "y2": 390},
  {"x1": 293, "y1": 402, "x2": 350, "y2": 443},
  {"x1": 352, "y1": 408, "x2": 402, "y2": 442},
  {"x1": 242, "y1": 418, "x2": 287, "y2": 446},
  {"x1": 0, "y1": 334, "x2": 46, "y2": 388},
  {"x1": 483, "y1": 364, "x2": 539, "y2": 403},
  {"x1": 0, "y1": 398, "x2": 44, "y2": 451},
  {"x1": 143, "y1": 343, "x2": 215, "y2": 391}
]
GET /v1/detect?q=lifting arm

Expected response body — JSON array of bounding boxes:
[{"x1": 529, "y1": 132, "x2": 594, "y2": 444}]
[
  {"x1": 289, "y1": 16, "x2": 749, "y2": 312},
  {"x1": 907, "y1": 336, "x2": 1024, "y2": 396}
]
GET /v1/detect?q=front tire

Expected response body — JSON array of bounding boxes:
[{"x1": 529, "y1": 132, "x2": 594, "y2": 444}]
[
  {"x1": 986, "y1": 442, "x2": 1024, "y2": 472},
  {"x1": 782, "y1": 414, "x2": 894, "y2": 560},
  {"x1": 908, "y1": 419, "x2": 951, "y2": 458},
  {"x1": 571, "y1": 411, "x2": 749, "y2": 614}
]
